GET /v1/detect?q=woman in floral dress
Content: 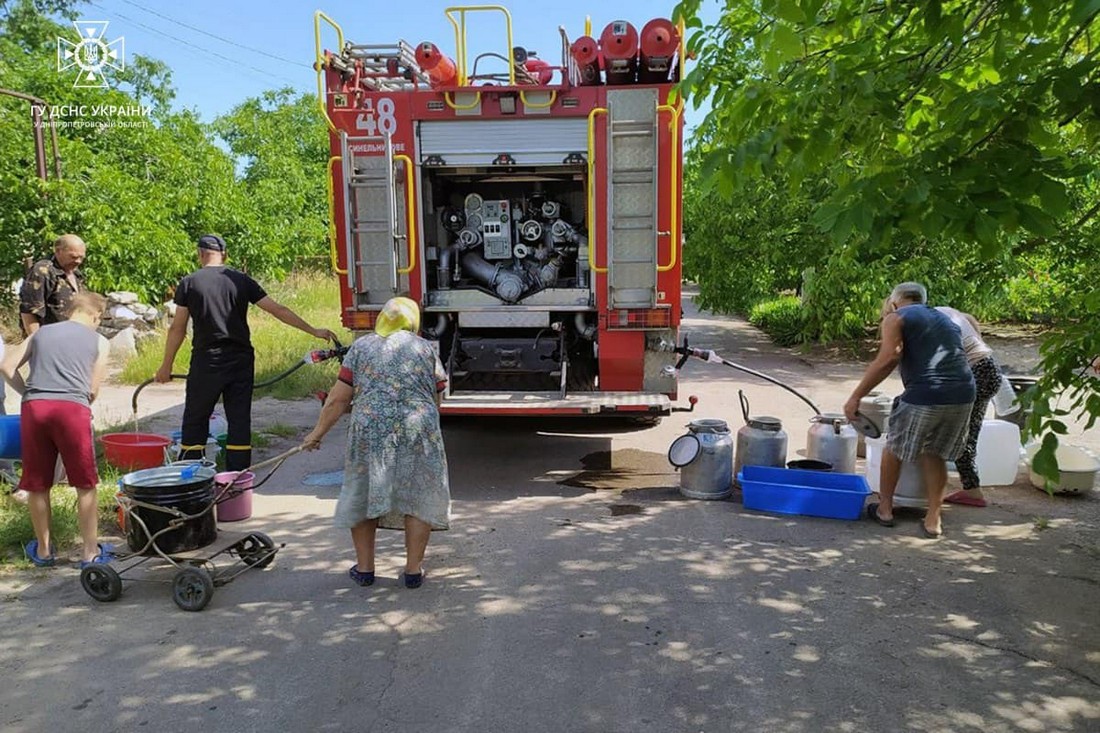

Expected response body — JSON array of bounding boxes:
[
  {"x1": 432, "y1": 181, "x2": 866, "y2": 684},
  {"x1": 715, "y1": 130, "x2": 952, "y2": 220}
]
[{"x1": 303, "y1": 297, "x2": 450, "y2": 588}]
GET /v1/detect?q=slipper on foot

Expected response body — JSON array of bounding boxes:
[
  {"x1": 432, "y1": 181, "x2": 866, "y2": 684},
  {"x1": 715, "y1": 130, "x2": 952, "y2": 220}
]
[
  {"x1": 944, "y1": 491, "x2": 987, "y2": 507},
  {"x1": 79, "y1": 544, "x2": 117, "y2": 569},
  {"x1": 920, "y1": 524, "x2": 943, "y2": 539},
  {"x1": 348, "y1": 565, "x2": 375, "y2": 586},
  {"x1": 867, "y1": 502, "x2": 896, "y2": 528},
  {"x1": 24, "y1": 540, "x2": 56, "y2": 568},
  {"x1": 402, "y1": 569, "x2": 425, "y2": 589}
]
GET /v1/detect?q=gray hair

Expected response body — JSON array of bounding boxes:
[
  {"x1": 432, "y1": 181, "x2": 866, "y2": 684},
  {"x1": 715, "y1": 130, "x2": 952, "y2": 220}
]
[{"x1": 889, "y1": 281, "x2": 927, "y2": 305}]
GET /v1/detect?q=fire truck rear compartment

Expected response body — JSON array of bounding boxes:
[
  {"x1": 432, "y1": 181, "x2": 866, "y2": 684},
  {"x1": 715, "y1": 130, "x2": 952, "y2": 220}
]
[
  {"x1": 421, "y1": 167, "x2": 589, "y2": 296},
  {"x1": 420, "y1": 166, "x2": 597, "y2": 393}
]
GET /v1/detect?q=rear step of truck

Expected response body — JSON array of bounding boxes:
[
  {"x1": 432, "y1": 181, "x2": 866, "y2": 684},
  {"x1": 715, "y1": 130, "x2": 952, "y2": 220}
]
[{"x1": 440, "y1": 391, "x2": 671, "y2": 416}]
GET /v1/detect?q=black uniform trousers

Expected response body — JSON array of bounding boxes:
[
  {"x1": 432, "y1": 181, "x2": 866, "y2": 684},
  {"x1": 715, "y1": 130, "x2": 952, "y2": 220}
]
[{"x1": 180, "y1": 348, "x2": 254, "y2": 471}]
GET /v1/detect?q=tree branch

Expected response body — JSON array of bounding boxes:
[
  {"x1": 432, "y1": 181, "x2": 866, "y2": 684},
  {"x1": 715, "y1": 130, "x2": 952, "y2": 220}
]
[
  {"x1": 1074, "y1": 198, "x2": 1100, "y2": 229},
  {"x1": 1061, "y1": 11, "x2": 1098, "y2": 60}
]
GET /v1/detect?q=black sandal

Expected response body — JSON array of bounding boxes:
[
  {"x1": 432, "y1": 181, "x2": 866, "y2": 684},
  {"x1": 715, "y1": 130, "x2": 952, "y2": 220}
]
[
  {"x1": 919, "y1": 523, "x2": 942, "y2": 539},
  {"x1": 867, "y1": 502, "x2": 896, "y2": 527},
  {"x1": 402, "y1": 569, "x2": 425, "y2": 589},
  {"x1": 348, "y1": 565, "x2": 375, "y2": 586}
]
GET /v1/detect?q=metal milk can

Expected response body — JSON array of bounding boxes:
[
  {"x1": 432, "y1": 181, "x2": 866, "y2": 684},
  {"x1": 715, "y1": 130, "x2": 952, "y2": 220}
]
[
  {"x1": 807, "y1": 413, "x2": 859, "y2": 474},
  {"x1": 671, "y1": 419, "x2": 734, "y2": 500},
  {"x1": 733, "y1": 391, "x2": 788, "y2": 485},
  {"x1": 856, "y1": 392, "x2": 893, "y2": 457}
]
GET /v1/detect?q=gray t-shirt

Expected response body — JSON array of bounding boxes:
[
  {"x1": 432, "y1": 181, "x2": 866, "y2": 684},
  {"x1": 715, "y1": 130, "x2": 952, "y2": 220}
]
[{"x1": 24, "y1": 321, "x2": 103, "y2": 407}]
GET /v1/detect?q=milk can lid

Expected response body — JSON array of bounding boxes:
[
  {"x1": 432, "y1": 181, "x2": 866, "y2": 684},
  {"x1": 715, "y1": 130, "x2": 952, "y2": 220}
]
[
  {"x1": 688, "y1": 418, "x2": 730, "y2": 433},
  {"x1": 748, "y1": 416, "x2": 782, "y2": 431},
  {"x1": 811, "y1": 412, "x2": 849, "y2": 423},
  {"x1": 668, "y1": 434, "x2": 701, "y2": 467}
]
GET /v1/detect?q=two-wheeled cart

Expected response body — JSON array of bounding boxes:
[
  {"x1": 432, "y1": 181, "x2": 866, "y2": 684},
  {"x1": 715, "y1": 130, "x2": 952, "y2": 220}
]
[{"x1": 80, "y1": 448, "x2": 301, "y2": 612}]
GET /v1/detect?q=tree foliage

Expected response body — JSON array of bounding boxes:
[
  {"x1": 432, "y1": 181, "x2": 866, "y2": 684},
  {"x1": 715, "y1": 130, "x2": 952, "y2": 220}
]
[
  {"x1": 677, "y1": 0, "x2": 1100, "y2": 475},
  {"x1": 0, "y1": 0, "x2": 329, "y2": 306}
]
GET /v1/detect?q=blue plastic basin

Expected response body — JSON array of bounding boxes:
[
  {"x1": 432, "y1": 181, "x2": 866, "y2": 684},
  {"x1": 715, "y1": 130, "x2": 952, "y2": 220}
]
[{"x1": 739, "y1": 465, "x2": 871, "y2": 521}]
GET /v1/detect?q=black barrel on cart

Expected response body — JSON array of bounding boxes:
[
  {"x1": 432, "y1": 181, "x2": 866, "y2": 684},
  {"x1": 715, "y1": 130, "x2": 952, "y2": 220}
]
[{"x1": 120, "y1": 466, "x2": 218, "y2": 554}]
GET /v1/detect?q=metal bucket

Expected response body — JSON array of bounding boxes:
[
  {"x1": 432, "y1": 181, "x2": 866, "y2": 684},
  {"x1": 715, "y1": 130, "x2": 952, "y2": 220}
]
[
  {"x1": 807, "y1": 413, "x2": 858, "y2": 474},
  {"x1": 669, "y1": 419, "x2": 734, "y2": 500},
  {"x1": 733, "y1": 391, "x2": 788, "y2": 486},
  {"x1": 120, "y1": 465, "x2": 218, "y2": 555},
  {"x1": 856, "y1": 393, "x2": 892, "y2": 457}
]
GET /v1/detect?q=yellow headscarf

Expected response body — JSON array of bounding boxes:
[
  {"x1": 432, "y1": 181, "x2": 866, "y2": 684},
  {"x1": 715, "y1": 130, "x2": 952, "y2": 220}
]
[{"x1": 374, "y1": 296, "x2": 420, "y2": 337}]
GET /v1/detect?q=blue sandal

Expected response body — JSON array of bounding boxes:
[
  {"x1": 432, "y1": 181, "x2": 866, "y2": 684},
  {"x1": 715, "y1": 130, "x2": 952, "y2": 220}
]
[
  {"x1": 79, "y1": 543, "x2": 117, "y2": 569},
  {"x1": 348, "y1": 565, "x2": 375, "y2": 586},
  {"x1": 24, "y1": 540, "x2": 56, "y2": 568}
]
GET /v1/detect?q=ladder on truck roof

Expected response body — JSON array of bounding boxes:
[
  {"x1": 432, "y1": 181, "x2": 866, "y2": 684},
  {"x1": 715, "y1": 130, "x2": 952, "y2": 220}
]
[
  {"x1": 341, "y1": 41, "x2": 430, "y2": 91},
  {"x1": 339, "y1": 132, "x2": 411, "y2": 305}
]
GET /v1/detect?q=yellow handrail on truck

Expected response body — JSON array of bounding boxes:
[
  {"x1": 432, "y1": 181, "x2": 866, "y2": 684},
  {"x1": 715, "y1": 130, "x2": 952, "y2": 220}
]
[
  {"x1": 394, "y1": 154, "x2": 418, "y2": 275},
  {"x1": 586, "y1": 107, "x2": 608, "y2": 274},
  {"x1": 326, "y1": 155, "x2": 347, "y2": 274},
  {"x1": 312, "y1": 11, "x2": 344, "y2": 132},
  {"x1": 445, "y1": 5, "x2": 515, "y2": 85}
]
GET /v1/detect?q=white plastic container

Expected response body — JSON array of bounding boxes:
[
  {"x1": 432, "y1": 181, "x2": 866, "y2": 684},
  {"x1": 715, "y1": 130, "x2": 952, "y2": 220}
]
[
  {"x1": 973, "y1": 419, "x2": 1021, "y2": 486},
  {"x1": 864, "y1": 436, "x2": 926, "y2": 507},
  {"x1": 1025, "y1": 443, "x2": 1100, "y2": 494}
]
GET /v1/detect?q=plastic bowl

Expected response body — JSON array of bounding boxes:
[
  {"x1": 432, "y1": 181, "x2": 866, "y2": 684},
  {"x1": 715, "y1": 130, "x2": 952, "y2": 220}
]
[
  {"x1": 1026, "y1": 443, "x2": 1100, "y2": 494},
  {"x1": 100, "y1": 433, "x2": 172, "y2": 471}
]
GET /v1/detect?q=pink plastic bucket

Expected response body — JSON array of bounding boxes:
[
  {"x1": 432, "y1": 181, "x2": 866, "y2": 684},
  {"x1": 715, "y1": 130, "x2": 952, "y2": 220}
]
[{"x1": 214, "y1": 471, "x2": 254, "y2": 522}]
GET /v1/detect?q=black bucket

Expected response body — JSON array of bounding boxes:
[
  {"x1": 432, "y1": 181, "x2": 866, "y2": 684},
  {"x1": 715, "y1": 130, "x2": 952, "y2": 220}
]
[
  {"x1": 787, "y1": 459, "x2": 833, "y2": 471},
  {"x1": 120, "y1": 466, "x2": 218, "y2": 555}
]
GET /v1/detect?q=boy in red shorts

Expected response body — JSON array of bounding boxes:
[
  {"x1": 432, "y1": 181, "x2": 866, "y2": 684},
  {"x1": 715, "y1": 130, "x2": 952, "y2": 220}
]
[{"x1": 1, "y1": 292, "x2": 111, "y2": 567}]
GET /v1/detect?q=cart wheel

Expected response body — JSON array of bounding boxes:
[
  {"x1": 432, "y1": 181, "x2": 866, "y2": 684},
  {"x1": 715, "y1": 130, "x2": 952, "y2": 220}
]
[
  {"x1": 172, "y1": 567, "x2": 214, "y2": 612},
  {"x1": 238, "y1": 532, "x2": 276, "y2": 569},
  {"x1": 81, "y1": 564, "x2": 123, "y2": 602}
]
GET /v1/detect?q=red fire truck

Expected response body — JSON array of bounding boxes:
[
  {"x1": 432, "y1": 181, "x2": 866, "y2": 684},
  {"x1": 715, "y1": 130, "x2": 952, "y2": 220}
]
[{"x1": 314, "y1": 6, "x2": 685, "y2": 417}]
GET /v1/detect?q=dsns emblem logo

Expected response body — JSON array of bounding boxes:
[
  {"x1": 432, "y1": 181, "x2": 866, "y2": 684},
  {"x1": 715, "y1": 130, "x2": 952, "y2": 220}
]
[{"x1": 57, "y1": 21, "x2": 125, "y2": 89}]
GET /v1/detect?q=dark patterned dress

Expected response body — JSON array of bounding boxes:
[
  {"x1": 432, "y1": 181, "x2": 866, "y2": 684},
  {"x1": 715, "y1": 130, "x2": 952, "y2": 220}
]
[{"x1": 332, "y1": 330, "x2": 450, "y2": 530}]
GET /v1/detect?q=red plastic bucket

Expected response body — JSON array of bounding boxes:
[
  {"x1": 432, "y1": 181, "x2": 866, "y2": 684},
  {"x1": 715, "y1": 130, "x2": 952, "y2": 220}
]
[
  {"x1": 214, "y1": 471, "x2": 254, "y2": 522},
  {"x1": 100, "y1": 433, "x2": 171, "y2": 471}
]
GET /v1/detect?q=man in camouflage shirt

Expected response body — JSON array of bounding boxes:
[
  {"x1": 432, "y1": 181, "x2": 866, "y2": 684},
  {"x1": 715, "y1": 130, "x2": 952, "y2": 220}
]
[{"x1": 19, "y1": 234, "x2": 87, "y2": 335}]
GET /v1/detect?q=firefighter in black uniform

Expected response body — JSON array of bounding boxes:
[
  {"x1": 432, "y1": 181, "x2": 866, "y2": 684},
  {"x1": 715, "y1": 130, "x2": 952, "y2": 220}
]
[{"x1": 155, "y1": 235, "x2": 337, "y2": 471}]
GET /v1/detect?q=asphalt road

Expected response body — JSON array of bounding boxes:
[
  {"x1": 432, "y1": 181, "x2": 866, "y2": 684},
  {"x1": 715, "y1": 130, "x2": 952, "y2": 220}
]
[{"x1": 1, "y1": 298, "x2": 1098, "y2": 733}]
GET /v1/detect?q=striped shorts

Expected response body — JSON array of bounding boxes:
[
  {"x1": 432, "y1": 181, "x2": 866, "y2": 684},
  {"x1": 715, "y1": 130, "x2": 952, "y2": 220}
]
[{"x1": 886, "y1": 399, "x2": 974, "y2": 462}]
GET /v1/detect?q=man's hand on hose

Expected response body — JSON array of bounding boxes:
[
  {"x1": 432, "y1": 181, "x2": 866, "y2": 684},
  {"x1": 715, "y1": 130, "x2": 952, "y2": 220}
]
[
  {"x1": 154, "y1": 365, "x2": 173, "y2": 383},
  {"x1": 301, "y1": 431, "x2": 323, "y2": 451},
  {"x1": 311, "y1": 327, "x2": 338, "y2": 342}
]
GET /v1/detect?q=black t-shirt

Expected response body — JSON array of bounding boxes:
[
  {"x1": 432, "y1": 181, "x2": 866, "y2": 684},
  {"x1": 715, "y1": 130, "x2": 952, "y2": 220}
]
[{"x1": 173, "y1": 266, "x2": 267, "y2": 353}]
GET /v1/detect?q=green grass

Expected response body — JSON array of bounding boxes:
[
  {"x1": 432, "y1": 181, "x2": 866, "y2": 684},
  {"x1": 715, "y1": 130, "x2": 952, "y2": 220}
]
[
  {"x1": 0, "y1": 481, "x2": 122, "y2": 566},
  {"x1": 119, "y1": 272, "x2": 350, "y2": 399},
  {"x1": 263, "y1": 422, "x2": 299, "y2": 438},
  {"x1": 1, "y1": 425, "x2": 138, "y2": 566}
]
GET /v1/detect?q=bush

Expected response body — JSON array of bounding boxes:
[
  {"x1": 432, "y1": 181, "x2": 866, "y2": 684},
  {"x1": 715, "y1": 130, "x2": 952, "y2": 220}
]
[{"x1": 748, "y1": 296, "x2": 806, "y2": 346}]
